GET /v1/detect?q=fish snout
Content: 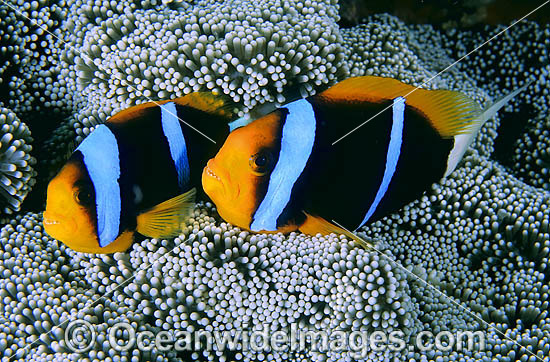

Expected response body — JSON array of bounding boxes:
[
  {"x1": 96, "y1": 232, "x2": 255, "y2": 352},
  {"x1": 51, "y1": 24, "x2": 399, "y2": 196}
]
[
  {"x1": 203, "y1": 159, "x2": 227, "y2": 200},
  {"x1": 43, "y1": 213, "x2": 61, "y2": 226},
  {"x1": 204, "y1": 159, "x2": 221, "y2": 182},
  {"x1": 42, "y1": 210, "x2": 76, "y2": 237}
]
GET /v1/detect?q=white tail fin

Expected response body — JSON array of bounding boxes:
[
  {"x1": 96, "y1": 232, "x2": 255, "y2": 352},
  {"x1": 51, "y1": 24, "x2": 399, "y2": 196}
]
[
  {"x1": 479, "y1": 81, "x2": 533, "y2": 126},
  {"x1": 444, "y1": 81, "x2": 532, "y2": 177}
]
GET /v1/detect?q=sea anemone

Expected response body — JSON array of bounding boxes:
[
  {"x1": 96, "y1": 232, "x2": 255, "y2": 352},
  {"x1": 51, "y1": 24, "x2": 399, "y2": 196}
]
[
  {"x1": 1, "y1": 205, "x2": 419, "y2": 361},
  {"x1": 53, "y1": 0, "x2": 348, "y2": 142},
  {"x1": 0, "y1": 106, "x2": 36, "y2": 214},
  {"x1": 0, "y1": 0, "x2": 549, "y2": 361}
]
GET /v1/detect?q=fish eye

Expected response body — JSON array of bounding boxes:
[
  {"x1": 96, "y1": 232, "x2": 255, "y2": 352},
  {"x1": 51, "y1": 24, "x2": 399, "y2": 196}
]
[
  {"x1": 249, "y1": 151, "x2": 272, "y2": 175},
  {"x1": 74, "y1": 185, "x2": 94, "y2": 206},
  {"x1": 255, "y1": 155, "x2": 268, "y2": 167}
]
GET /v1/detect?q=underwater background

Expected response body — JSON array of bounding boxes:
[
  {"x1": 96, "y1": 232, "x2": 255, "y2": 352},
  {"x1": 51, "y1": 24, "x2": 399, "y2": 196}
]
[{"x1": 1, "y1": 0, "x2": 550, "y2": 361}]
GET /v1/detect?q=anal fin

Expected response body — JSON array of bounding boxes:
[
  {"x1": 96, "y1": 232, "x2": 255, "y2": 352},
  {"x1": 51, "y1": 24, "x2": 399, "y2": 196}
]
[
  {"x1": 299, "y1": 212, "x2": 373, "y2": 249},
  {"x1": 136, "y1": 188, "x2": 196, "y2": 239}
]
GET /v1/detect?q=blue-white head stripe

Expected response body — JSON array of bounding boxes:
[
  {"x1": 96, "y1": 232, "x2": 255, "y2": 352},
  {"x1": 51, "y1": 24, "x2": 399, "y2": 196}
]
[
  {"x1": 250, "y1": 99, "x2": 316, "y2": 231},
  {"x1": 356, "y1": 96, "x2": 405, "y2": 229},
  {"x1": 160, "y1": 102, "x2": 190, "y2": 188},
  {"x1": 76, "y1": 125, "x2": 121, "y2": 247}
]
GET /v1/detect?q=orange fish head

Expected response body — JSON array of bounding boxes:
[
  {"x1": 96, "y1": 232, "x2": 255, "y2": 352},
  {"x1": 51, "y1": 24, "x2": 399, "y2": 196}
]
[
  {"x1": 43, "y1": 159, "x2": 102, "y2": 253},
  {"x1": 44, "y1": 158, "x2": 134, "y2": 254},
  {"x1": 202, "y1": 111, "x2": 283, "y2": 230}
]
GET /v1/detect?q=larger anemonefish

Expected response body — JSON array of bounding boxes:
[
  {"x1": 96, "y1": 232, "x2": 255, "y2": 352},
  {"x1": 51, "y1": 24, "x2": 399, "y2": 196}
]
[
  {"x1": 202, "y1": 76, "x2": 528, "y2": 247},
  {"x1": 44, "y1": 92, "x2": 235, "y2": 253}
]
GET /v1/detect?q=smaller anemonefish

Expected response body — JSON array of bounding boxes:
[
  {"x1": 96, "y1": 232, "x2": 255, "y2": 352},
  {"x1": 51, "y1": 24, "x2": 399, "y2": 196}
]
[
  {"x1": 202, "y1": 76, "x2": 529, "y2": 247},
  {"x1": 44, "y1": 92, "x2": 235, "y2": 253}
]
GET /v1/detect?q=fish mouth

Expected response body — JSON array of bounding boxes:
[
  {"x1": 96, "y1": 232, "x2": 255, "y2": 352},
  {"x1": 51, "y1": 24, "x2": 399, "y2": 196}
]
[
  {"x1": 203, "y1": 159, "x2": 227, "y2": 197},
  {"x1": 42, "y1": 211, "x2": 75, "y2": 235},
  {"x1": 43, "y1": 213, "x2": 61, "y2": 226},
  {"x1": 42, "y1": 213, "x2": 63, "y2": 240},
  {"x1": 204, "y1": 163, "x2": 221, "y2": 182}
]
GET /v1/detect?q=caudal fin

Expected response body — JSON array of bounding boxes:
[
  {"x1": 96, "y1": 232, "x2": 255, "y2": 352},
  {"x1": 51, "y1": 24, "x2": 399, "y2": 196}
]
[
  {"x1": 444, "y1": 81, "x2": 532, "y2": 176},
  {"x1": 479, "y1": 81, "x2": 533, "y2": 126}
]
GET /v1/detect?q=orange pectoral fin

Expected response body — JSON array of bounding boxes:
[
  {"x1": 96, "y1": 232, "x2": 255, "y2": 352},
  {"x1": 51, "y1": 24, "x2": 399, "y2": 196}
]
[
  {"x1": 299, "y1": 212, "x2": 373, "y2": 249},
  {"x1": 136, "y1": 188, "x2": 196, "y2": 239}
]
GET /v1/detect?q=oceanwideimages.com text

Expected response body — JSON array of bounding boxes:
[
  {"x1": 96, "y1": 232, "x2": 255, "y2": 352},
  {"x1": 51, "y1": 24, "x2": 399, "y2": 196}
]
[{"x1": 65, "y1": 320, "x2": 486, "y2": 356}]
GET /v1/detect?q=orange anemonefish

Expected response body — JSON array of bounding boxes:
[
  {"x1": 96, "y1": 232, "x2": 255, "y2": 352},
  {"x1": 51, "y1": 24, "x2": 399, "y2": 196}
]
[
  {"x1": 44, "y1": 92, "x2": 235, "y2": 253},
  {"x1": 202, "y1": 76, "x2": 529, "y2": 247}
]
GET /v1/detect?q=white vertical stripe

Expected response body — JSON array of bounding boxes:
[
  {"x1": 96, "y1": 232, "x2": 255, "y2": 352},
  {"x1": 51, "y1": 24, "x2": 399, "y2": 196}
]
[
  {"x1": 356, "y1": 96, "x2": 405, "y2": 229},
  {"x1": 250, "y1": 99, "x2": 316, "y2": 231},
  {"x1": 76, "y1": 125, "x2": 121, "y2": 247},
  {"x1": 160, "y1": 102, "x2": 190, "y2": 187}
]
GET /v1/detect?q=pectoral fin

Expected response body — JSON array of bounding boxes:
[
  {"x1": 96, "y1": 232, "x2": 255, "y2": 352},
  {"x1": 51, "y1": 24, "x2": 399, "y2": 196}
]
[
  {"x1": 136, "y1": 188, "x2": 196, "y2": 239},
  {"x1": 299, "y1": 212, "x2": 373, "y2": 249}
]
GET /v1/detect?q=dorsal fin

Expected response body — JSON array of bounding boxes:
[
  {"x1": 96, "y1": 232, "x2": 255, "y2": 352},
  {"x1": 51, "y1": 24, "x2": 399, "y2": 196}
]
[
  {"x1": 108, "y1": 101, "x2": 161, "y2": 124},
  {"x1": 108, "y1": 92, "x2": 238, "y2": 124},
  {"x1": 172, "y1": 92, "x2": 238, "y2": 119},
  {"x1": 407, "y1": 89, "x2": 482, "y2": 137},
  {"x1": 316, "y1": 75, "x2": 414, "y2": 103},
  {"x1": 316, "y1": 76, "x2": 482, "y2": 138}
]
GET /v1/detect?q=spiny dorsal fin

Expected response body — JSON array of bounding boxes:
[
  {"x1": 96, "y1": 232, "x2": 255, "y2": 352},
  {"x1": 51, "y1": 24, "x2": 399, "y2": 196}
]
[
  {"x1": 316, "y1": 75, "x2": 482, "y2": 138},
  {"x1": 108, "y1": 101, "x2": 160, "y2": 124},
  {"x1": 299, "y1": 212, "x2": 373, "y2": 249},
  {"x1": 136, "y1": 188, "x2": 196, "y2": 239},
  {"x1": 173, "y1": 92, "x2": 238, "y2": 119},
  {"x1": 317, "y1": 76, "x2": 414, "y2": 103},
  {"x1": 108, "y1": 92, "x2": 238, "y2": 124}
]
